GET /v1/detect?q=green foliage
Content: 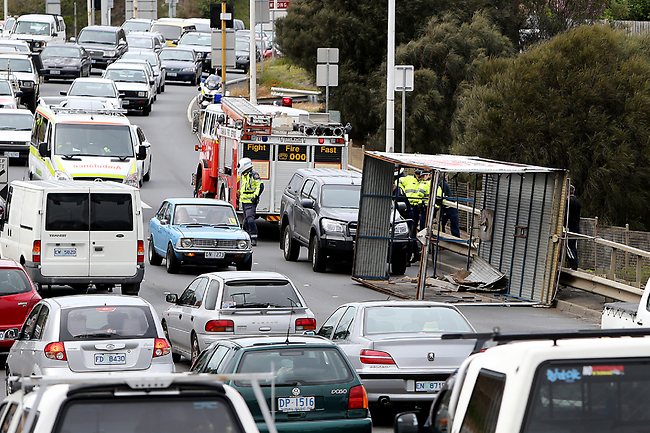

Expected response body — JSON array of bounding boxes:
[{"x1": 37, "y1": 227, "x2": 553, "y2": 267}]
[
  {"x1": 604, "y1": 0, "x2": 650, "y2": 20},
  {"x1": 452, "y1": 25, "x2": 650, "y2": 229},
  {"x1": 178, "y1": 0, "x2": 250, "y2": 23}
]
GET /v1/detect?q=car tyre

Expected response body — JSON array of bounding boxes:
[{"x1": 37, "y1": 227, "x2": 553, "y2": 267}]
[
  {"x1": 162, "y1": 321, "x2": 182, "y2": 362},
  {"x1": 190, "y1": 333, "x2": 200, "y2": 366},
  {"x1": 236, "y1": 254, "x2": 253, "y2": 271},
  {"x1": 143, "y1": 104, "x2": 151, "y2": 116},
  {"x1": 391, "y1": 250, "x2": 408, "y2": 275},
  {"x1": 122, "y1": 283, "x2": 140, "y2": 296},
  {"x1": 166, "y1": 244, "x2": 180, "y2": 274},
  {"x1": 161, "y1": 83, "x2": 165, "y2": 92},
  {"x1": 148, "y1": 236, "x2": 163, "y2": 265},
  {"x1": 309, "y1": 234, "x2": 327, "y2": 272},
  {"x1": 282, "y1": 225, "x2": 300, "y2": 261},
  {"x1": 144, "y1": 159, "x2": 152, "y2": 182}
]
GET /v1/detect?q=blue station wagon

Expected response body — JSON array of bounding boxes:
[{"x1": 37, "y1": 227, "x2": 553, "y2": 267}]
[{"x1": 148, "y1": 198, "x2": 253, "y2": 273}]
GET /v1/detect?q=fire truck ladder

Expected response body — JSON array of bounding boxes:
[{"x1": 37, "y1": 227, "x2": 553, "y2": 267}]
[{"x1": 221, "y1": 97, "x2": 272, "y2": 133}]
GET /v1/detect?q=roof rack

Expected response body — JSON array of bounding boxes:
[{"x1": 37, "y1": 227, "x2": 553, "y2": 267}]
[{"x1": 48, "y1": 106, "x2": 128, "y2": 116}]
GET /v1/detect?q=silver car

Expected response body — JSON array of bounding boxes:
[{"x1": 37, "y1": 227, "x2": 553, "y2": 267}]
[
  {"x1": 162, "y1": 271, "x2": 316, "y2": 364},
  {"x1": 5, "y1": 295, "x2": 174, "y2": 388},
  {"x1": 317, "y1": 300, "x2": 476, "y2": 406},
  {"x1": 121, "y1": 50, "x2": 166, "y2": 93}
]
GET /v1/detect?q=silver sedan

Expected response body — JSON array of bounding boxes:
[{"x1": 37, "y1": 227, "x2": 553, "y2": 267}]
[
  {"x1": 5, "y1": 295, "x2": 174, "y2": 393},
  {"x1": 316, "y1": 300, "x2": 477, "y2": 407},
  {"x1": 162, "y1": 271, "x2": 316, "y2": 365}
]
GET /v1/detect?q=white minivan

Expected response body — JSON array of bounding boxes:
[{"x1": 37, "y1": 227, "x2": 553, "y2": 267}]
[{"x1": 0, "y1": 180, "x2": 145, "y2": 294}]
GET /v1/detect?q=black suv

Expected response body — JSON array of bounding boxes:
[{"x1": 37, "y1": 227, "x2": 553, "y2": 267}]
[
  {"x1": 74, "y1": 25, "x2": 128, "y2": 69},
  {"x1": 280, "y1": 168, "x2": 410, "y2": 274}
]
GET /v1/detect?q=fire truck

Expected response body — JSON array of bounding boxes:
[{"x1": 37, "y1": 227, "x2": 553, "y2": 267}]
[{"x1": 192, "y1": 97, "x2": 350, "y2": 221}]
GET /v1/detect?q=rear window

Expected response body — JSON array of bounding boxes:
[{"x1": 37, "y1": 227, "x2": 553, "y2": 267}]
[
  {"x1": 364, "y1": 306, "x2": 473, "y2": 335},
  {"x1": 59, "y1": 305, "x2": 157, "y2": 340},
  {"x1": 522, "y1": 359, "x2": 650, "y2": 432},
  {"x1": 0, "y1": 268, "x2": 32, "y2": 295},
  {"x1": 237, "y1": 348, "x2": 353, "y2": 386},
  {"x1": 222, "y1": 280, "x2": 301, "y2": 309},
  {"x1": 54, "y1": 397, "x2": 243, "y2": 433},
  {"x1": 46, "y1": 193, "x2": 89, "y2": 231},
  {"x1": 91, "y1": 193, "x2": 133, "y2": 231}
]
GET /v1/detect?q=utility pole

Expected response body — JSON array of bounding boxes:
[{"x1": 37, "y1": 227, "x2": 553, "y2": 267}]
[
  {"x1": 74, "y1": 1, "x2": 78, "y2": 36},
  {"x1": 385, "y1": 0, "x2": 395, "y2": 152},
  {"x1": 87, "y1": 0, "x2": 93, "y2": 26},
  {"x1": 3, "y1": 0, "x2": 7, "y2": 21},
  {"x1": 220, "y1": 0, "x2": 227, "y2": 93},
  {"x1": 249, "y1": 0, "x2": 256, "y2": 104},
  {"x1": 133, "y1": 0, "x2": 138, "y2": 18}
]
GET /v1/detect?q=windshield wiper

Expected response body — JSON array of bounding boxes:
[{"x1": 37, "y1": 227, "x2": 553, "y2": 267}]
[
  {"x1": 209, "y1": 223, "x2": 233, "y2": 227},
  {"x1": 180, "y1": 222, "x2": 208, "y2": 226},
  {"x1": 112, "y1": 156, "x2": 132, "y2": 161},
  {"x1": 73, "y1": 332, "x2": 116, "y2": 339},
  {"x1": 60, "y1": 154, "x2": 81, "y2": 160}
]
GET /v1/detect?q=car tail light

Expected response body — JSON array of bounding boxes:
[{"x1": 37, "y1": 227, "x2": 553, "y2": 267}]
[
  {"x1": 153, "y1": 338, "x2": 171, "y2": 357},
  {"x1": 360, "y1": 349, "x2": 396, "y2": 365},
  {"x1": 205, "y1": 319, "x2": 234, "y2": 332},
  {"x1": 32, "y1": 240, "x2": 41, "y2": 263},
  {"x1": 348, "y1": 385, "x2": 368, "y2": 410},
  {"x1": 137, "y1": 240, "x2": 145, "y2": 264},
  {"x1": 282, "y1": 97, "x2": 292, "y2": 107},
  {"x1": 44, "y1": 342, "x2": 67, "y2": 361},
  {"x1": 295, "y1": 318, "x2": 316, "y2": 331}
]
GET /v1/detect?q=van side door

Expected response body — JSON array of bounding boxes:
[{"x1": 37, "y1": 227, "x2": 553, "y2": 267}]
[{"x1": 1, "y1": 186, "x2": 18, "y2": 260}]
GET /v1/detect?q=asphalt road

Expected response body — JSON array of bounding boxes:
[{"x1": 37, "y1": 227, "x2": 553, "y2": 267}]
[{"x1": 0, "y1": 76, "x2": 598, "y2": 426}]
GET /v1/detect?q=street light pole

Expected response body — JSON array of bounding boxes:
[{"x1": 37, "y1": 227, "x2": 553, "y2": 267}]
[
  {"x1": 385, "y1": 0, "x2": 395, "y2": 153},
  {"x1": 249, "y1": 0, "x2": 257, "y2": 104}
]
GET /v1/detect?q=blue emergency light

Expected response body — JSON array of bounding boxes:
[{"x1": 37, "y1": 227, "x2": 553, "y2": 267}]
[{"x1": 214, "y1": 94, "x2": 223, "y2": 104}]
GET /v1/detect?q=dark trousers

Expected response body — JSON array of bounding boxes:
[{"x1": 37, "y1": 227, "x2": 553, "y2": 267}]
[
  {"x1": 441, "y1": 207, "x2": 461, "y2": 237},
  {"x1": 567, "y1": 225, "x2": 579, "y2": 269},
  {"x1": 242, "y1": 203, "x2": 258, "y2": 238}
]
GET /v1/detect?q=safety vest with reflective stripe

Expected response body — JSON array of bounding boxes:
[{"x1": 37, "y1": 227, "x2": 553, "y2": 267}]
[
  {"x1": 399, "y1": 175, "x2": 421, "y2": 205},
  {"x1": 239, "y1": 171, "x2": 261, "y2": 204},
  {"x1": 419, "y1": 180, "x2": 443, "y2": 208}
]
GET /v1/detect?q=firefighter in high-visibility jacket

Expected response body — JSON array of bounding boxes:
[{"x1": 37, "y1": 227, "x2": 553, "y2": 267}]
[
  {"x1": 237, "y1": 158, "x2": 263, "y2": 246},
  {"x1": 417, "y1": 171, "x2": 443, "y2": 230}
]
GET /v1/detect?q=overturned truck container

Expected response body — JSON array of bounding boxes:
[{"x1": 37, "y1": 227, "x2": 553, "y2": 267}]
[{"x1": 352, "y1": 152, "x2": 568, "y2": 305}]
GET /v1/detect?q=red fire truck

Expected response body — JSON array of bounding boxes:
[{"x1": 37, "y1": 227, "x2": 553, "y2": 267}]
[{"x1": 192, "y1": 97, "x2": 350, "y2": 221}]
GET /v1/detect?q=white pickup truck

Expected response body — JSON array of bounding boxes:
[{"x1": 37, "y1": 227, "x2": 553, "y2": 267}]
[{"x1": 601, "y1": 278, "x2": 650, "y2": 328}]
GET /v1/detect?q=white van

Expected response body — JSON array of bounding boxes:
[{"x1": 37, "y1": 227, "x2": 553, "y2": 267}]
[
  {"x1": 11, "y1": 14, "x2": 66, "y2": 52},
  {"x1": 0, "y1": 180, "x2": 145, "y2": 294}
]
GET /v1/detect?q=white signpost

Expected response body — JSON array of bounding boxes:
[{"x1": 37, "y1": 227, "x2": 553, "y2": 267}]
[
  {"x1": 316, "y1": 47, "x2": 339, "y2": 112},
  {"x1": 394, "y1": 65, "x2": 414, "y2": 153},
  {"x1": 211, "y1": 29, "x2": 237, "y2": 70}
]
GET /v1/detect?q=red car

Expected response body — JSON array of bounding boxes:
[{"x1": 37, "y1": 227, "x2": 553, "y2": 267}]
[{"x1": 0, "y1": 260, "x2": 40, "y2": 352}]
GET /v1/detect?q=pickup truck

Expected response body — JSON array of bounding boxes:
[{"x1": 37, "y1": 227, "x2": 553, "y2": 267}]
[{"x1": 601, "y1": 278, "x2": 650, "y2": 328}]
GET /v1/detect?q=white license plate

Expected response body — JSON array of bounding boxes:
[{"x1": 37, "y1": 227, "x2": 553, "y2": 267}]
[
  {"x1": 50, "y1": 70, "x2": 60, "y2": 75},
  {"x1": 205, "y1": 251, "x2": 225, "y2": 259},
  {"x1": 121, "y1": 100, "x2": 129, "y2": 106},
  {"x1": 94, "y1": 353, "x2": 126, "y2": 365},
  {"x1": 167, "y1": 72, "x2": 177, "y2": 77},
  {"x1": 54, "y1": 248, "x2": 77, "y2": 257},
  {"x1": 277, "y1": 396, "x2": 315, "y2": 412},
  {"x1": 4, "y1": 151, "x2": 19, "y2": 158},
  {"x1": 415, "y1": 381, "x2": 445, "y2": 392}
]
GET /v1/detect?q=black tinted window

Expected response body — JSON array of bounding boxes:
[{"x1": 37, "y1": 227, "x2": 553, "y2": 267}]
[
  {"x1": 0, "y1": 269, "x2": 32, "y2": 295},
  {"x1": 91, "y1": 194, "x2": 133, "y2": 231},
  {"x1": 222, "y1": 280, "x2": 301, "y2": 308},
  {"x1": 460, "y1": 369, "x2": 505, "y2": 433},
  {"x1": 46, "y1": 193, "x2": 89, "y2": 231},
  {"x1": 321, "y1": 185, "x2": 360, "y2": 208},
  {"x1": 55, "y1": 398, "x2": 243, "y2": 433},
  {"x1": 60, "y1": 305, "x2": 156, "y2": 340},
  {"x1": 286, "y1": 174, "x2": 303, "y2": 194}
]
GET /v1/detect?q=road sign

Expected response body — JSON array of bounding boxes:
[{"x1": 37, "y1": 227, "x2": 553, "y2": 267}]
[
  {"x1": 210, "y1": 2, "x2": 234, "y2": 29},
  {"x1": 316, "y1": 47, "x2": 339, "y2": 112},
  {"x1": 316, "y1": 64, "x2": 338, "y2": 87},
  {"x1": 211, "y1": 29, "x2": 236, "y2": 69},
  {"x1": 256, "y1": 0, "x2": 271, "y2": 23},
  {"x1": 269, "y1": 0, "x2": 289, "y2": 9},
  {"x1": 126, "y1": 0, "x2": 157, "y2": 19},
  {"x1": 317, "y1": 47, "x2": 338, "y2": 64},
  {"x1": 394, "y1": 65, "x2": 414, "y2": 91}
]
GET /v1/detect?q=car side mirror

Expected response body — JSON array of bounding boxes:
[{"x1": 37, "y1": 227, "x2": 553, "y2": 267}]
[
  {"x1": 52, "y1": 32, "x2": 58, "y2": 37},
  {"x1": 15, "y1": 90, "x2": 22, "y2": 97},
  {"x1": 136, "y1": 145, "x2": 147, "y2": 160},
  {"x1": 118, "y1": 91, "x2": 125, "y2": 97},
  {"x1": 397, "y1": 202, "x2": 407, "y2": 213},
  {"x1": 165, "y1": 293, "x2": 178, "y2": 303},
  {"x1": 160, "y1": 218, "x2": 169, "y2": 225},
  {"x1": 59, "y1": 90, "x2": 67, "y2": 95},
  {"x1": 300, "y1": 198, "x2": 314, "y2": 209},
  {"x1": 395, "y1": 412, "x2": 420, "y2": 433},
  {"x1": 69, "y1": 37, "x2": 76, "y2": 42},
  {"x1": 38, "y1": 141, "x2": 50, "y2": 158},
  {"x1": 150, "y1": 79, "x2": 155, "y2": 85}
]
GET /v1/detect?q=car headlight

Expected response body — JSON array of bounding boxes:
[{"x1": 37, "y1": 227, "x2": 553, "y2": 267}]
[
  {"x1": 180, "y1": 238, "x2": 193, "y2": 248},
  {"x1": 393, "y1": 221, "x2": 409, "y2": 235},
  {"x1": 138, "y1": 91, "x2": 147, "y2": 97},
  {"x1": 321, "y1": 218, "x2": 346, "y2": 234},
  {"x1": 2, "y1": 328, "x2": 19, "y2": 340},
  {"x1": 20, "y1": 81, "x2": 34, "y2": 88},
  {"x1": 54, "y1": 170, "x2": 71, "y2": 181},
  {"x1": 238, "y1": 240, "x2": 249, "y2": 249},
  {"x1": 183, "y1": 67, "x2": 195, "y2": 72},
  {"x1": 105, "y1": 50, "x2": 116, "y2": 57},
  {"x1": 123, "y1": 172, "x2": 139, "y2": 187}
]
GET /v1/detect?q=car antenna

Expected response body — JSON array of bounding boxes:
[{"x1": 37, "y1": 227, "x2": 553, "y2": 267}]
[{"x1": 285, "y1": 297, "x2": 297, "y2": 344}]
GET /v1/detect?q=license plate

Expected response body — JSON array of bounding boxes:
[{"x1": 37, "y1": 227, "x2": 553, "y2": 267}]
[
  {"x1": 50, "y1": 70, "x2": 60, "y2": 75},
  {"x1": 54, "y1": 248, "x2": 77, "y2": 257},
  {"x1": 167, "y1": 72, "x2": 177, "y2": 77},
  {"x1": 91, "y1": 59, "x2": 97, "y2": 63},
  {"x1": 122, "y1": 100, "x2": 129, "y2": 106},
  {"x1": 415, "y1": 381, "x2": 445, "y2": 392},
  {"x1": 277, "y1": 396, "x2": 315, "y2": 412},
  {"x1": 205, "y1": 251, "x2": 225, "y2": 259},
  {"x1": 94, "y1": 353, "x2": 126, "y2": 365},
  {"x1": 4, "y1": 151, "x2": 19, "y2": 158}
]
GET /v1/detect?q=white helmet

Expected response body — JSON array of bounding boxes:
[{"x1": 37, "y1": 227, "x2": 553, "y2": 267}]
[{"x1": 238, "y1": 157, "x2": 253, "y2": 173}]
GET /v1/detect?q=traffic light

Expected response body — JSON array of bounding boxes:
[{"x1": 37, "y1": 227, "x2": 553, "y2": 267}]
[{"x1": 210, "y1": 2, "x2": 234, "y2": 29}]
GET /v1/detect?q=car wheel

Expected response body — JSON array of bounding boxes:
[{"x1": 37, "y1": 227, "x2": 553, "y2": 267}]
[
  {"x1": 162, "y1": 321, "x2": 181, "y2": 362},
  {"x1": 391, "y1": 250, "x2": 408, "y2": 275},
  {"x1": 190, "y1": 333, "x2": 200, "y2": 366},
  {"x1": 143, "y1": 159, "x2": 152, "y2": 182},
  {"x1": 148, "y1": 236, "x2": 163, "y2": 265},
  {"x1": 191, "y1": 75, "x2": 197, "y2": 86},
  {"x1": 122, "y1": 283, "x2": 140, "y2": 296},
  {"x1": 161, "y1": 83, "x2": 165, "y2": 92},
  {"x1": 166, "y1": 244, "x2": 180, "y2": 274},
  {"x1": 143, "y1": 104, "x2": 151, "y2": 116},
  {"x1": 309, "y1": 234, "x2": 327, "y2": 272},
  {"x1": 236, "y1": 254, "x2": 253, "y2": 271},
  {"x1": 283, "y1": 225, "x2": 300, "y2": 261}
]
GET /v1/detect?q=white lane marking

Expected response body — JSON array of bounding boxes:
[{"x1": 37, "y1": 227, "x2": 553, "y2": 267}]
[
  {"x1": 187, "y1": 96, "x2": 197, "y2": 124},
  {"x1": 142, "y1": 201, "x2": 152, "y2": 209}
]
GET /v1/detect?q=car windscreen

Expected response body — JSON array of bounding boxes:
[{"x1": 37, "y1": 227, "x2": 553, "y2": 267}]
[
  {"x1": 522, "y1": 359, "x2": 650, "y2": 432},
  {"x1": 122, "y1": 52, "x2": 157, "y2": 67},
  {"x1": 60, "y1": 305, "x2": 157, "y2": 340},
  {"x1": 122, "y1": 21, "x2": 151, "y2": 33},
  {"x1": 46, "y1": 193, "x2": 89, "y2": 231},
  {"x1": 41, "y1": 46, "x2": 81, "y2": 58},
  {"x1": 235, "y1": 40, "x2": 249, "y2": 53},
  {"x1": 222, "y1": 280, "x2": 301, "y2": 309},
  {"x1": 127, "y1": 36, "x2": 153, "y2": 49},
  {"x1": 91, "y1": 193, "x2": 133, "y2": 231},
  {"x1": 0, "y1": 58, "x2": 32, "y2": 72},
  {"x1": 14, "y1": 21, "x2": 50, "y2": 35},
  {"x1": 179, "y1": 33, "x2": 211, "y2": 46},
  {"x1": 152, "y1": 24, "x2": 182, "y2": 40},
  {"x1": 321, "y1": 184, "x2": 360, "y2": 208},
  {"x1": 0, "y1": 80, "x2": 11, "y2": 95},
  {"x1": 104, "y1": 68, "x2": 148, "y2": 83},
  {"x1": 364, "y1": 306, "x2": 473, "y2": 335},
  {"x1": 0, "y1": 113, "x2": 33, "y2": 130},
  {"x1": 78, "y1": 29, "x2": 117, "y2": 45},
  {"x1": 54, "y1": 397, "x2": 243, "y2": 433},
  {"x1": 159, "y1": 49, "x2": 193, "y2": 62},
  {"x1": 69, "y1": 81, "x2": 117, "y2": 98},
  {"x1": 237, "y1": 348, "x2": 353, "y2": 386},
  {"x1": 54, "y1": 123, "x2": 134, "y2": 158},
  {"x1": 0, "y1": 269, "x2": 32, "y2": 295},
  {"x1": 172, "y1": 204, "x2": 239, "y2": 226}
]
